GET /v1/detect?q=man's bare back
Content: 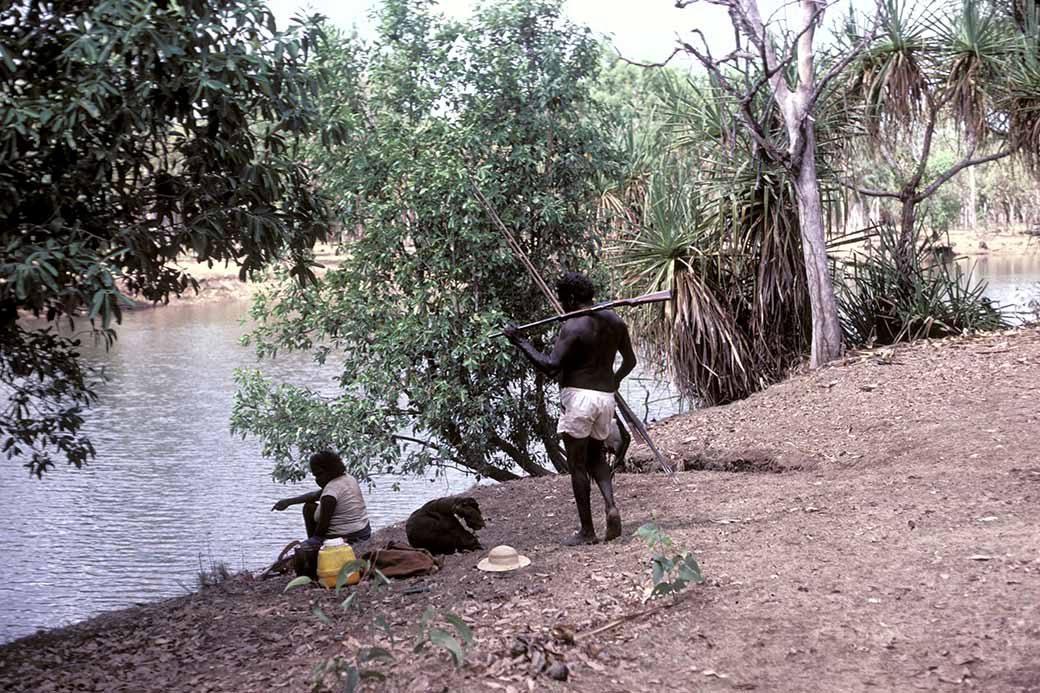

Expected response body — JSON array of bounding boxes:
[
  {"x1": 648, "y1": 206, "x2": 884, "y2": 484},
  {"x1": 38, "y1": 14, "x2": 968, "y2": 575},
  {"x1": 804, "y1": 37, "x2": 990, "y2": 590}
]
[
  {"x1": 507, "y1": 308, "x2": 635, "y2": 393},
  {"x1": 556, "y1": 311, "x2": 633, "y2": 392}
]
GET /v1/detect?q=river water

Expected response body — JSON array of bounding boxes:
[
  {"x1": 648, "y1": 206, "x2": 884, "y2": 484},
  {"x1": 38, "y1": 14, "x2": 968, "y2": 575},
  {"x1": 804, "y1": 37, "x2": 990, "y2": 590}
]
[{"x1": 1, "y1": 256, "x2": 1037, "y2": 643}]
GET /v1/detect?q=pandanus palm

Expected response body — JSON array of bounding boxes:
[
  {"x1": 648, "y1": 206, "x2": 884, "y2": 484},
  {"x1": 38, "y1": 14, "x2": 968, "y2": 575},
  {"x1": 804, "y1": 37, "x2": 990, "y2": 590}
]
[
  {"x1": 842, "y1": 0, "x2": 1018, "y2": 262},
  {"x1": 609, "y1": 73, "x2": 832, "y2": 405},
  {"x1": 1004, "y1": 1, "x2": 1040, "y2": 172}
]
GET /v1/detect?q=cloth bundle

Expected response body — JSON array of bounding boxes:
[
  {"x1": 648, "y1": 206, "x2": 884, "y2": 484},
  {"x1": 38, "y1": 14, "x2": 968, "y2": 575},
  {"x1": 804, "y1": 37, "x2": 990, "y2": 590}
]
[{"x1": 361, "y1": 541, "x2": 443, "y2": 579}]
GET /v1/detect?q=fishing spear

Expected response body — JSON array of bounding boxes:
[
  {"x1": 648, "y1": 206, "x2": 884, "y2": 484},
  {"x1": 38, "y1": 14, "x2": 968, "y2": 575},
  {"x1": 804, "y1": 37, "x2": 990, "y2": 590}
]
[{"x1": 468, "y1": 176, "x2": 676, "y2": 478}]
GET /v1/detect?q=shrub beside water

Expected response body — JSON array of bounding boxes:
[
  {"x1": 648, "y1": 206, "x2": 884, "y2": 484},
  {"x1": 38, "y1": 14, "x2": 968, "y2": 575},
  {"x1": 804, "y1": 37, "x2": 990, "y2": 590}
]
[{"x1": 834, "y1": 224, "x2": 1008, "y2": 346}]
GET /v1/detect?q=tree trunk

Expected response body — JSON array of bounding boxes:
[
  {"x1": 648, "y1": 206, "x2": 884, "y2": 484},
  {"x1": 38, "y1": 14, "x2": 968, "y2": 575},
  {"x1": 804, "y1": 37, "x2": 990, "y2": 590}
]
[
  {"x1": 792, "y1": 125, "x2": 844, "y2": 367},
  {"x1": 893, "y1": 196, "x2": 919, "y2": 300},
  {"x1": 967, "y1": 165, "x2": 978, "y2": 229}
]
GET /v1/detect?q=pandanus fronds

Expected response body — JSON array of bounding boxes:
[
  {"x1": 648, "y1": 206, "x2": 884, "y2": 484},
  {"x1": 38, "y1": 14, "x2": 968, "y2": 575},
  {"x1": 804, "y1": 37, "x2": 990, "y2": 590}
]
[
  {"x1": 668, "y1": 266, "x2": 755, "y2": 405},
  {"x1": 1004, "y1": 0, "x2": 1040, "y2": 171},
  {"x1": 846, "y1": 0, "x2": 930, "y2": 139},
  {"x1": 938, "y1": 0, "x2": 1016, "y2": 142}
]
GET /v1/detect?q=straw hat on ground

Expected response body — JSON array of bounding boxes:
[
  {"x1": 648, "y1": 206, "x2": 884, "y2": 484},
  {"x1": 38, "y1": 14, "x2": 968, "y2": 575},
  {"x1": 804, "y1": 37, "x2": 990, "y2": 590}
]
[{"x1": 477, "y1": 545, "x2": 531, "y2": 572}]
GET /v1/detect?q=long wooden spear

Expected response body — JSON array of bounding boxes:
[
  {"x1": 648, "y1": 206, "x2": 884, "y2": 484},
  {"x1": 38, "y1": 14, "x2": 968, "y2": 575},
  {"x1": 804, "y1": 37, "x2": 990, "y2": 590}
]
[
  {"x1": 468, "y1": 176, "x2": 676, "y2": 478},
  {"x1": 489, "y1": 289, "x2": 671, "y2": 339}
]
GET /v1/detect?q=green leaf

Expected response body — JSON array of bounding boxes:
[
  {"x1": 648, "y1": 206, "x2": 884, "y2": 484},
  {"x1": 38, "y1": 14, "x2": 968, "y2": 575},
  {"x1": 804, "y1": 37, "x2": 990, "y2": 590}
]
[
  {"x1": 0, "y1": 42, "x2": 15, "y2": 72},
  {"x1": 343, "y1": 666, "x2": 360, "y2": 693},
  {"x1": 440, "y1": 611, "x2": 474, "y2": 646},
  {"x1": 370, "y1": 568, "x2": 390, "y2": 590},
  {"x1": 284, "y1": 576, "x2": 312, "y2": 591},
  {"x1": 89, "y1": 290, "x2": 105, "y2": 319},
  {"x1": 375, "y1": 615, "x2": 395, "y2": 645},
  {"x1": 414, "y1": 606, "x2": 437, "y2": 652},
  {"x1": 357, "y1": 646, "x2": 395, "y2": 663},
  {"x1": 334, "y1": 559, "x2": 369, "y2": 592},
  {"x1": 312, "y1": 604, "x2": 332, "y2": 625},
  {"x1": 651, "y1": 557, "x2": 666, "y2": 586},
  {"x1": 339, "y1": 592, "x2": 356, "y2": 611},
  {"x1": 428, "y1": 628, "x2": 465, "y2": 668}
]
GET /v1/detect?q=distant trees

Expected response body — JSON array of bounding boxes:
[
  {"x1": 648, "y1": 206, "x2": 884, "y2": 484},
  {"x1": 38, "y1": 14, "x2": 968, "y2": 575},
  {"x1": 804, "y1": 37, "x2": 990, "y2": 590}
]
[
  {"x1": 0, "y1": 1, "x2": 337, "y2": 476},
  {"x1": 231, "y1": 0, "x2": 620, "y2": 482},
  {"x1": 839, "y1": 0, "x2": 1040, "y2": 242}
]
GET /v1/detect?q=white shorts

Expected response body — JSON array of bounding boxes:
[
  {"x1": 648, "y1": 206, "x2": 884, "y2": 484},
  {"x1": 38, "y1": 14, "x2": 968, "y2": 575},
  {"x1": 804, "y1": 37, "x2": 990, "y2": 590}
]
[{"x1": 558, "y1": 387, "x2": 615, "y2": 441}]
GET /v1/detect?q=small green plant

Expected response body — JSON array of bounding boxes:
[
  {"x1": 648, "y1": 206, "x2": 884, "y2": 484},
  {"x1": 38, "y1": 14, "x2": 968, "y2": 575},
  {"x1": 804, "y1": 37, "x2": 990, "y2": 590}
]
[
  {"x1": 635, "y1": 520, "x2": 704, "y2": 598},
  {"x1": 286, "y1": 564, "x2": 473, "y2": 687},
  {"x1": 287, "y1": 560, "x2": 396, "y2": 692},
  {"x1": 309, "y1": 656, "x2": 354, "y2": 693},
  {"x1": 309, "y1": 646, "x2": 395, "y2": 693},
  {"x1": 413, "y1": 607, "x2": 474, "y2": 668}
]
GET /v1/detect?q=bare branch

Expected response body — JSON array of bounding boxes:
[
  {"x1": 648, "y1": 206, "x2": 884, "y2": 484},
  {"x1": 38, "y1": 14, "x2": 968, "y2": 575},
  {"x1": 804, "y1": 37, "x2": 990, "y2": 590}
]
[
  {"x1": 796, "y1": 1, "x2": 820, "y2": 91},
  {"x1": 915, "y1": 149, "x2": 1013, "y2": 203},
  {"x1": 490, "y1": 432, "x2": 552, "y2": 477},
  {"x1": 877, "y1": 139, "x2": 900, "y2": 173},
  {"x1": 837, "y1": 178, "x2": 903, "y2": 199},
  {"x1": 392, "y1": 434, "x2": 445, "y2": 451},
  {"x1": 615, "y1": 48, "x2": 681, "y2": 69},
  {"x1": 678, "y1": 38, "x2": 786, "y2": 161},
  {"x1": 907, "y1": 100, "x2": 945, "y2": 192},
  {"x1": 674, "y1": 0, "x2": 831, "y2": 167},
  {"x1": 678, "y1": 7, "x2": 810, "y2": 166},
  {"x1": 736, "y1": 0, "x2": 789, "y2": 100},
  {"x1": 686, "y1": 28, "x2": 758, "y2": 70}
]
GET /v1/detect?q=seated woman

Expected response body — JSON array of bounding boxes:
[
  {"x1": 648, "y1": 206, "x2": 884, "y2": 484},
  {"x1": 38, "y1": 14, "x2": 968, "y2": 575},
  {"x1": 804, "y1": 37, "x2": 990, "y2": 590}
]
[{"x1": 272, "y1": 451, "x2": 371, "y2": 547}]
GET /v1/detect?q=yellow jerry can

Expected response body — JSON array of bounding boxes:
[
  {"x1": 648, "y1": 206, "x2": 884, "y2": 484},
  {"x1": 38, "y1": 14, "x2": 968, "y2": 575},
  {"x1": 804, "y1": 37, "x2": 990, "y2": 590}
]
[{"x1": 316, "y1": 538, "x2": 360, "y2": 588}]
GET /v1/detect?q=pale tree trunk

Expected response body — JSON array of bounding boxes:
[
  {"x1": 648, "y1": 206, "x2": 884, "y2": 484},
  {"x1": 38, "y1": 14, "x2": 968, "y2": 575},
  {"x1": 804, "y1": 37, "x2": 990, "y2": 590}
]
[
  {"x1": 681, "y1": 0, "x2": 866, "y2": 366},
  {"x1": 967, "y1": 164, "x2": 978, "y2": 229},
  {"x1": 793, "y1": 125, "x2": 845, "y2": 365},
  {"x1": 786, "y1": 0, "x2": 845, "y2": 366},
  {"x1": 847, "y1": 196, "x2": 866, "y2": 234}
]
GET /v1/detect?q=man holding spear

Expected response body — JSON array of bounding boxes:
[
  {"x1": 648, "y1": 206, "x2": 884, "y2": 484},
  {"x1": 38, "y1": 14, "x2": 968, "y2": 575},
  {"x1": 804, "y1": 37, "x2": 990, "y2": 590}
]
[{"x1": 504, "y1": 272, "x2": 636, "y2": 545}]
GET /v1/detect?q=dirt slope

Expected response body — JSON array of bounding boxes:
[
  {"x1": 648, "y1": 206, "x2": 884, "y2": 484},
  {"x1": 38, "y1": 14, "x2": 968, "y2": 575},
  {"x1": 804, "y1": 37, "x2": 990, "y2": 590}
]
[{"x1": 2, "y1": 327, "x2": 1039, "y2": 692}]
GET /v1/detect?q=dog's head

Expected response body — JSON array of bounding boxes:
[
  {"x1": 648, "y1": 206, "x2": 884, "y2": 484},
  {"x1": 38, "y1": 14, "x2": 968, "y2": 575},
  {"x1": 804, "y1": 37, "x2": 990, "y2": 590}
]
[{"x1": 452, "y1": 497, "x2": 485, "y2": 531}]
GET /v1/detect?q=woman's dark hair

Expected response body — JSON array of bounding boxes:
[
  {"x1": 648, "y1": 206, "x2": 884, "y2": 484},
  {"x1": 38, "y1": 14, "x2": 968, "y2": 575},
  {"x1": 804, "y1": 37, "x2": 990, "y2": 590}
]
[
  {"x1": 309, "y1": 450, "x2": 346, "y2": 476},
  {"x1": 555, "y1": 271, "x2": 595, "y2": 305}
]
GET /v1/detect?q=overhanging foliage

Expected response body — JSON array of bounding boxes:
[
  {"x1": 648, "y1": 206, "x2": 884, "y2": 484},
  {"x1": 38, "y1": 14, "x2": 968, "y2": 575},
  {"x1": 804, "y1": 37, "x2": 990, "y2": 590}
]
[{"x1": 1, "y1": 0, "x2": 337, "y2": 476}]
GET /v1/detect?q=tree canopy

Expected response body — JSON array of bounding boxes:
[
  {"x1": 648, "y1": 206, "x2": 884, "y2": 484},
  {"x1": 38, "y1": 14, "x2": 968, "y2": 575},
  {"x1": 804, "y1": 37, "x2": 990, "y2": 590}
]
[
  {"x1": 1, "y1": 0, "x2": 338, "y2": 476},
  {"x1": 231, "y1": 0, "x2": 620, "y2": 483}
]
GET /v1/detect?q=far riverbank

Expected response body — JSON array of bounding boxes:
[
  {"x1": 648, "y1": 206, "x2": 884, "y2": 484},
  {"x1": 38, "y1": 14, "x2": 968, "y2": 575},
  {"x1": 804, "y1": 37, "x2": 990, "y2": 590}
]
[
  {"x1": 947, "y1": 225, "x2": 1040, "y2": 256},
  {"x1": 148, "y1": 229, "x2": 1040, "y2": 309}
]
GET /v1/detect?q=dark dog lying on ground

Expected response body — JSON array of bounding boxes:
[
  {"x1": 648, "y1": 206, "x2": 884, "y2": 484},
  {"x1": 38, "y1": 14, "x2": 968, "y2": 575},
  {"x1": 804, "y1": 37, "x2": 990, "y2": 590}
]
[{"x1": 405, "y1": 496, "x2": 485, "y2": 555}]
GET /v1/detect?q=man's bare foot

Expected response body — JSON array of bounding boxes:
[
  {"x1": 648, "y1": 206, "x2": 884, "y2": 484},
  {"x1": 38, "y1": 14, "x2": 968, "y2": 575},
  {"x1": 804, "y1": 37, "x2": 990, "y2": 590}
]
[
  {"x1": 605, "y1": 508, "x2": 622, "y2": 541},
  {"x1": 561, "y1": 531, "x2": 599, "y2": 546}
]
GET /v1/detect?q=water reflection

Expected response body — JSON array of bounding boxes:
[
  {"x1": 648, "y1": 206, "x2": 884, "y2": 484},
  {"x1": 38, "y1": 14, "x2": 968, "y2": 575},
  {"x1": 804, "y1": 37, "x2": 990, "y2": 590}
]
[{"x1": 968, "y1": 255, "x2": 1040, "y2": 319}]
